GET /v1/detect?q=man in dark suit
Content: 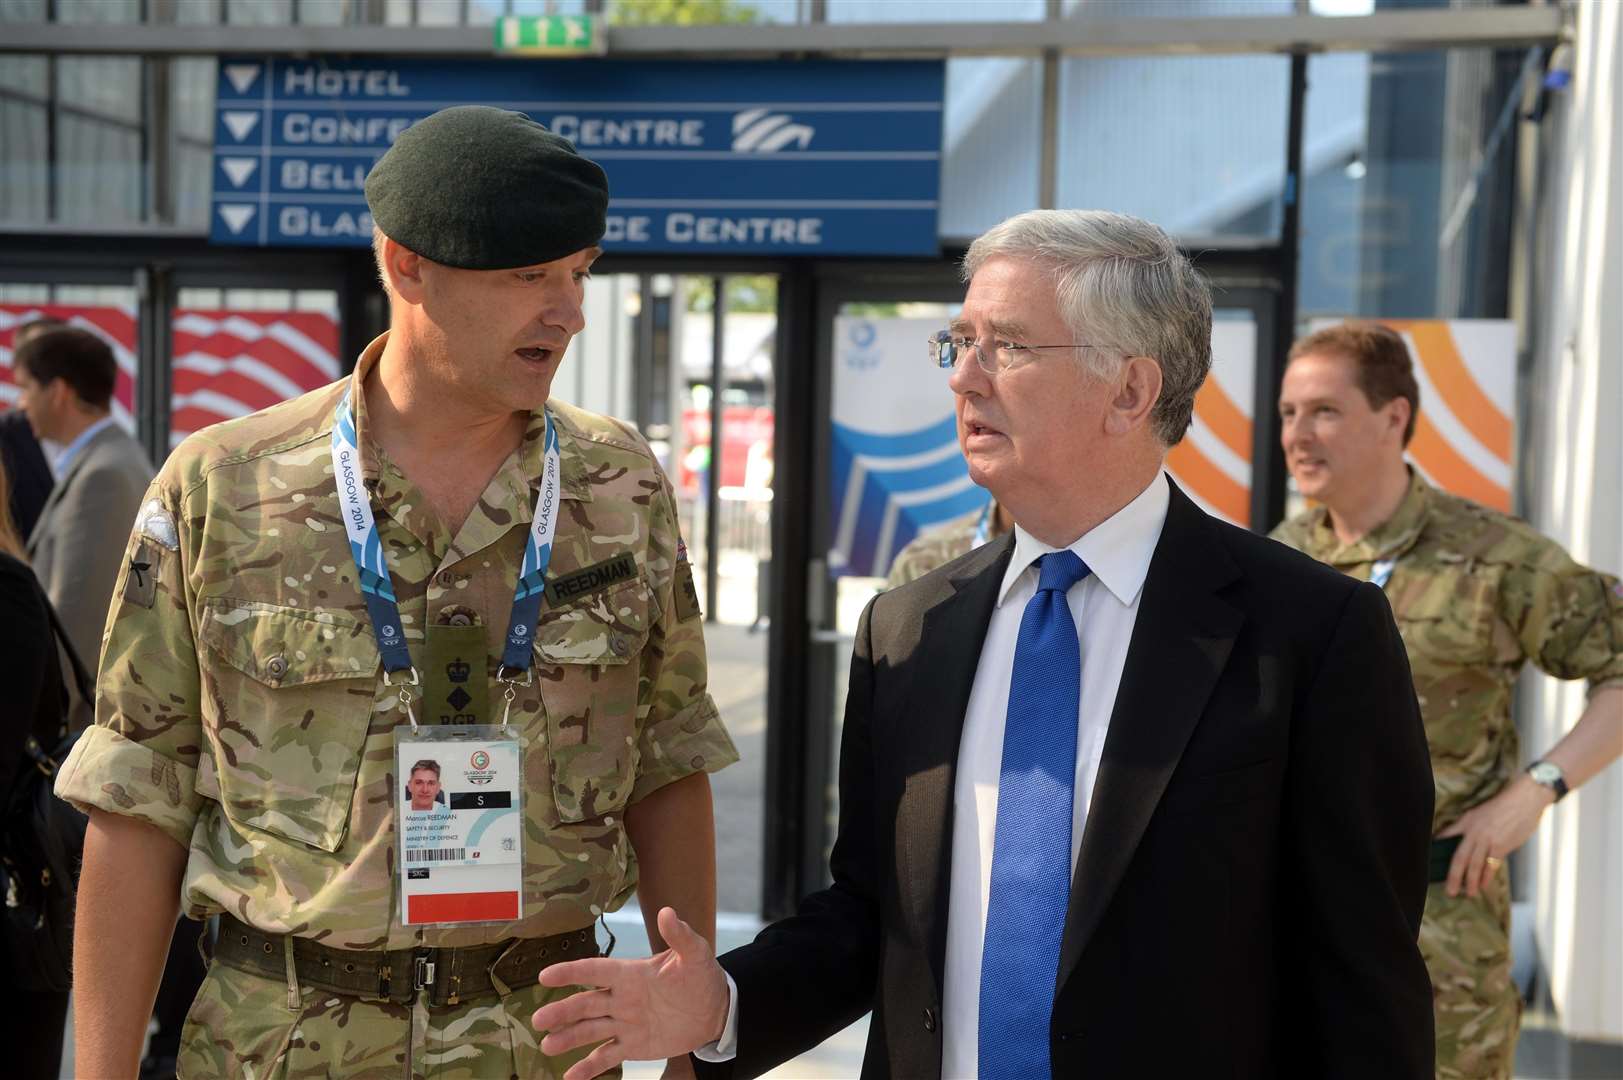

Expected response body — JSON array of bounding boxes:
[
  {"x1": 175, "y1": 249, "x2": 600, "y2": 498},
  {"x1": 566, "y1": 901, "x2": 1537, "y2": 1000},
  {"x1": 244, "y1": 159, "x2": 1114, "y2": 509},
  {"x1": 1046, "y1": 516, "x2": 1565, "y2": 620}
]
[
  {"x1": 532, "y1": 209, "x2": 1436, "y2": 1079},
  {"x1": 1, "y1": 316, "x2": 64, "y2": 538}
]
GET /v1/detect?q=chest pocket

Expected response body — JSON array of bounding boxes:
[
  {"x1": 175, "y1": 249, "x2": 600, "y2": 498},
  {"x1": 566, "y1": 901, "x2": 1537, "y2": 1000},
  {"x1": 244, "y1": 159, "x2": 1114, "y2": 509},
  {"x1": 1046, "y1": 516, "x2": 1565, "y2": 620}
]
[
  {"x1": 1390, "y1": 564, "x2": 1501, "y2": 667},
  {"x1": 535, "y1": 576, "x2": 654, "y2": 823},
  {"x1": 195, "y1": 599, "x2": 380, "y2": 852}
]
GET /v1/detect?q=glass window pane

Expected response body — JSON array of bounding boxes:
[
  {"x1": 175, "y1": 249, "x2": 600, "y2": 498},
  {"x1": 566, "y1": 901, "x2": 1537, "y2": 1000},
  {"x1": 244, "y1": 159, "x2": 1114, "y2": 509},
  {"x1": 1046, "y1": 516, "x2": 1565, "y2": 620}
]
[
  {"x1": 416, "y1": 0, "x2": 460, "y2": 25},
  {"x1": 58, "y1": 55, "x2": 141, "y2": 123},
  {"x1": 0, "y1": 56, "x2": 48, "y2": 222},
  {"x1": 54, "y1": 57, "x2": 144, "y2": 225},
  {"x1": 227, "y1": 0, "x2": 294, "y2": 24},
  {"x1": 601, "y1": 0, "x2": 799, "y2": 23},
  {"x1": 1057, "y1": 54, "x2": 1290, "y2": 244},
  {"x1": 939, "y1": 58, "x2": 1041, "y2": 242},
  {"x1": 174, "y1": 0, "x2": 225, "y2": 23},
  {"x1": 297, "y1": 0, "x2": 349, "y2": 23},
  {"x1": 170, "y1": 58, "x2": 217, "y2": 229},
  {"x1": 1065, "y1": 0, "x2": 1292, "y2": 14},
  {"x1": 56, "y1": 0, "x2": 140, "y2": 22},
  {"x1": 1298, "y1": 47, "x2": 1526, "y2": 320},
  {"x1": 0, "y1": 0, "x2": 47, "y2": 21},
  {"x1": 829, "y1": 0, "x2": 1044, "y2": 20}
]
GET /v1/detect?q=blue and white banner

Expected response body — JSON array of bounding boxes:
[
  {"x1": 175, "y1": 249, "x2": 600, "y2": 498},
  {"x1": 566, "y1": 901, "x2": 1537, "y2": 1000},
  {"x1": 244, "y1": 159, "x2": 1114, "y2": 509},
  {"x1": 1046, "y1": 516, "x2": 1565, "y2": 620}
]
[
  {"x1": 829, "y1": 316, "x2": 988, "y2": 578},
  {"x1": 210, "y1": 57, "x2": 944, "y2": 256}
]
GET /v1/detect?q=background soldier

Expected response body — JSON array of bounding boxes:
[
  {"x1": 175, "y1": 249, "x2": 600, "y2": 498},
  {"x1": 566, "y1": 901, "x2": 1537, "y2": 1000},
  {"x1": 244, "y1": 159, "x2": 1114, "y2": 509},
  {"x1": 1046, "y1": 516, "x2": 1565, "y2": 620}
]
[
  {"x1": 1271, "y1": 321, "x2": 1623, "y2": 1080},
  {"x1": 57, "y1": 106, "x2": 736, "y2": 1079},
  {"x1": 884, "y1": 498, "x2": 1008, "y2": 588}
]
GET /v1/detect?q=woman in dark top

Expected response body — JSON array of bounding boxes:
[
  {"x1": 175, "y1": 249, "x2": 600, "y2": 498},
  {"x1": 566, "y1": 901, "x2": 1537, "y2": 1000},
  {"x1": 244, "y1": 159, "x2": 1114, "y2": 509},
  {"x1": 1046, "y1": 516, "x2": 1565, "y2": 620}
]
[{"x1": 0, "y1": 459, "x2": 71, "y2": 1079}]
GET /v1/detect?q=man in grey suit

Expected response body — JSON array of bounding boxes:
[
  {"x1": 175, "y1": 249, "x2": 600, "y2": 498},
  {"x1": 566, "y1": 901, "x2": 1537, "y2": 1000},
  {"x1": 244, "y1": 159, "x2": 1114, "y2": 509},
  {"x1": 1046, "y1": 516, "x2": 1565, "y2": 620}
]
[{"x1": 14, "y1": 327, "x2": 153, "y2": 666}]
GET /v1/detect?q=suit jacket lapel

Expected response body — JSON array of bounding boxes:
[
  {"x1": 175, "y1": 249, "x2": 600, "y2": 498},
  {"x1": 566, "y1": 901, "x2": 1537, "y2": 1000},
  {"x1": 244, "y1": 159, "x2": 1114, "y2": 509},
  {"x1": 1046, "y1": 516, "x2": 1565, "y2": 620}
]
[
  {"x1": 1056, "y1": 482, "x2": 1244, "y2": 989},
  {"x1": 896, "y1": 530, "x2": 1013, "y2": 992}
]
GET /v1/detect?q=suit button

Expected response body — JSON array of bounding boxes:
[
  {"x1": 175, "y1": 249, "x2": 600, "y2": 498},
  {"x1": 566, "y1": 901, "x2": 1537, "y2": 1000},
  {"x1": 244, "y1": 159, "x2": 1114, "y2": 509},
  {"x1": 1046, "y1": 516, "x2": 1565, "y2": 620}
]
[{"x1": 923, "y1": 1008, "x2": 937, "y2": 1033}]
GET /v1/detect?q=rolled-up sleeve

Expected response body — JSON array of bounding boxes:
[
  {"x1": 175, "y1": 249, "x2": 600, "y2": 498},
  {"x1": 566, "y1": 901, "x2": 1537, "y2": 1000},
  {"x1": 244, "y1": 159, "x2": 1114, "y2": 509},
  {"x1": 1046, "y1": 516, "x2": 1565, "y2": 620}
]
[
  {"x1": 54, "y1": 475, "x2": 204, "y2": 850},
  {"x1": 1499, "y1": 537, "x2": 1623, "y2": 694},
  {"x1": 629, "y1": 470, "x2": 738, "y2": 805}
]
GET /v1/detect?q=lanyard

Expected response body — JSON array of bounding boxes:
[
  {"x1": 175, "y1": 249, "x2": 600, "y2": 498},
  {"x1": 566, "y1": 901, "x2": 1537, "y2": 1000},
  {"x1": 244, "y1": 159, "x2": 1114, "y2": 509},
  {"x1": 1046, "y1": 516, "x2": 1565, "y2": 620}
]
[
  {"x1": 331, "y1": 388, "x2": 561, "y2": 727},
  {"x1": 1370, "y1": 558, "x2": 1397, "y2": 590},
  {"x1": 972, "y1": 500, "x2": 993, "y2": 547}
]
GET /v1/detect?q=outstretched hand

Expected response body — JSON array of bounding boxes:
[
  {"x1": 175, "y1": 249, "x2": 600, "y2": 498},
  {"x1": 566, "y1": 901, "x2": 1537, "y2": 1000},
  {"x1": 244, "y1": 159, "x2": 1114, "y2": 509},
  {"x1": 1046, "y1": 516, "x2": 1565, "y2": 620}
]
[{"x1": 533, "y1": 907, "x2": 731, "y2": 1080}]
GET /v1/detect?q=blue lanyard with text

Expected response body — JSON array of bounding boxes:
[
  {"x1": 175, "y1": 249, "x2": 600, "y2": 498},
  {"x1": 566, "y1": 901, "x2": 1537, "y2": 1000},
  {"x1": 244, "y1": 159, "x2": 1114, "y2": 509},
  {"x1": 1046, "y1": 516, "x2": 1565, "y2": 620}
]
[
  {"x1": 331, "y1": 388, "x2": 561, "y2": 728},
  {"x1": 972, "y1": 500, "x2": 993, "y2": 547},
  {"x1": 1370, "y1": 558, "x2": 1397, "y2": 590}
]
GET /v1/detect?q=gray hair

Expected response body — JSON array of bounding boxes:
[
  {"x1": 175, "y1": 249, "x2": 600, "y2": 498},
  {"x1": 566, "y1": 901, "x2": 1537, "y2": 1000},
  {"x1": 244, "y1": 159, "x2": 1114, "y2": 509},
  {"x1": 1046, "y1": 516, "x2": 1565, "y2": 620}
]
[{"x1": 962, "y1": 209, "x2": 1213, "y2": 446}]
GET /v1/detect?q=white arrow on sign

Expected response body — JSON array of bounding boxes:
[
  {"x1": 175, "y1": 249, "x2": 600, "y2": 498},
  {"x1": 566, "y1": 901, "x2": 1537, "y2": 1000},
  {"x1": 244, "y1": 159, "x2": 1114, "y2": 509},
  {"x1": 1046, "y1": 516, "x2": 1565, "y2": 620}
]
[
  {"x1": 218, "y1": 205, "x2": 257, "y2": 235},
  {"x1": 224, "y1": 64, "x2": 262, "y2": 95},
  {"x1": 222, "y1": 111, "x2": 260, "y2": 142},
  {"x1": 220, "y1": 158, "x2": 259, "y2": 188},
  {"x1": 565, "y1": 19, "x2": 587, "y2": 44}
]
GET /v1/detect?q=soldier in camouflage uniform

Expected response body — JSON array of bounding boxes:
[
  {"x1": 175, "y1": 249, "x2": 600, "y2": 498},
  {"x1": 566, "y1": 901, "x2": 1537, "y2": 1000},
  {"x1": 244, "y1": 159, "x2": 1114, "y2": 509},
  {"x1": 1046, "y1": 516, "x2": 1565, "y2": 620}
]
[
  {"x1": 1272, "y1": 322, "x2": 1623, "y2": 1080},
  {"x1": 56, "y1": 107, "x2": 737, "y2": 1079},
  {"x1": 883, "y1": 499, "x2": 1006, "y2": 589}
]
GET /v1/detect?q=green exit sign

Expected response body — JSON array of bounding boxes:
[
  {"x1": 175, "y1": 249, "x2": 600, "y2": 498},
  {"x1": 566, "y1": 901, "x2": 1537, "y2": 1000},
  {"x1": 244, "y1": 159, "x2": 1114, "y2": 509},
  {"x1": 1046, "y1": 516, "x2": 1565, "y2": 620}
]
[{"x1": 494, "y1": 14, "x2": 605, "y2": 56}]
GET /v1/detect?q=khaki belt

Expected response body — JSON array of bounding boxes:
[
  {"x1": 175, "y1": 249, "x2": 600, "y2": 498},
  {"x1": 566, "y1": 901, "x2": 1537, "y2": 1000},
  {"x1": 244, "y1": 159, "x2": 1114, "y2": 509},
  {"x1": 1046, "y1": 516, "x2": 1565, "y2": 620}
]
[{"x1": 214, "y1": 913, "x2": 597, "y2": 1007}]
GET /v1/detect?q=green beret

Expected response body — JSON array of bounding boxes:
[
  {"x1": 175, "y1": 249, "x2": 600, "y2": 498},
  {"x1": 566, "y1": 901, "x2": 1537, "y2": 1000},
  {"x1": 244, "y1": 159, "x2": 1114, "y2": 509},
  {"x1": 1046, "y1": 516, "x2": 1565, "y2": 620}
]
[{"x1": 365, "y1": 106, "x2": 609, "y2": 270}]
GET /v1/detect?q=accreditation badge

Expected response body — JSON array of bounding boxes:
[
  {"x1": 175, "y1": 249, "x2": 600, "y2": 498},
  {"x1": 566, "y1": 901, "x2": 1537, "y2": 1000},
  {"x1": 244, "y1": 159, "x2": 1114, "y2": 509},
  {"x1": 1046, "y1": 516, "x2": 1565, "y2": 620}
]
[{"x1": 395, "y1": 726, "x2": 523, "y2": 926}]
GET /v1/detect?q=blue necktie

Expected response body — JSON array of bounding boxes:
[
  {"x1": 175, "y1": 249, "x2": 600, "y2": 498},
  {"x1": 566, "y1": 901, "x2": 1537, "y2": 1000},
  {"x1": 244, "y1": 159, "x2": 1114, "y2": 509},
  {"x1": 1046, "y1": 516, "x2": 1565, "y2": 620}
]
[{"x1": 979, "y1": 550, "x2": 1091, "y2": 1079}]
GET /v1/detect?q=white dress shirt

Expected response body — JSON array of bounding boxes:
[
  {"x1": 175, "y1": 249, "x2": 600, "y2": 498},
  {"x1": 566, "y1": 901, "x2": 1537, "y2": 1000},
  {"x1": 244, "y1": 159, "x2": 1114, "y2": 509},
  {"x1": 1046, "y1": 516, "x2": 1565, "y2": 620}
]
[
  {"x1": 940, "y1": 471, "x2": 1168, "y2": 1078},
  {"x1": 700, "y1": 473, "x2": 1170, "y2": 1073}
]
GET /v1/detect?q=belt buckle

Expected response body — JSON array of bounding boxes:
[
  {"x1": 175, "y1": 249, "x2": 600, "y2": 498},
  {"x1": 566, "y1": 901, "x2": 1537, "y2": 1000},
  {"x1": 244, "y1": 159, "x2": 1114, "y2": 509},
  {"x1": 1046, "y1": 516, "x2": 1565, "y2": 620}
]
[{"x1": 414, "y1": 952, "x2": 436, "y2": 992}]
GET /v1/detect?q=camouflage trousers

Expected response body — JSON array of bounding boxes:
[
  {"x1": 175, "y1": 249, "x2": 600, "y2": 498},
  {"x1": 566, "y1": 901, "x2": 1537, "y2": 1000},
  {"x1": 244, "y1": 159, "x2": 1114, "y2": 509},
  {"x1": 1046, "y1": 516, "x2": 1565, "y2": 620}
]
[
  {"x1": 1420, "y1": 866, "x2": 1520, "y2": 1080},
  {"x1": 176, "y1": 958, "x2": 619, "y2": 1080}
]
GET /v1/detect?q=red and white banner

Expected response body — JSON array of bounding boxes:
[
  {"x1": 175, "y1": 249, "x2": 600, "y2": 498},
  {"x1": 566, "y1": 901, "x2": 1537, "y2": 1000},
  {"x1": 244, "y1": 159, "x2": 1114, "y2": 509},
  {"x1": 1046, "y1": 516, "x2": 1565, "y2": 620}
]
[
  {"x1": 0, "y1": 305, "x2": 140, "y2": 431},
  {"x1": 0, "y1": 305, "x2": 340, "y2": 450},
  {"x1": 170, "y1": 310, "x2": 341, "y2": 447}
]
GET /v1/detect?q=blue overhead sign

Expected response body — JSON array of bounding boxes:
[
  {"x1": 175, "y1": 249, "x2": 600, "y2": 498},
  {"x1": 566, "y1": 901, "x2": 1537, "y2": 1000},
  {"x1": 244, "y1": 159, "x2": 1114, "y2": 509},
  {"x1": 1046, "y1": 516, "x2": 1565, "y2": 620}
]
[{"x1": 210, "y1": 58, "x2": 945, "y2": 257}]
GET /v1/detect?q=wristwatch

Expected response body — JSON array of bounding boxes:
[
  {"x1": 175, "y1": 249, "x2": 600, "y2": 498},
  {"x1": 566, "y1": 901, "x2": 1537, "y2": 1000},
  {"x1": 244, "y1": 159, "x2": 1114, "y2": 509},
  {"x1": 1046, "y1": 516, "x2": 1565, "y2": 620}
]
[{"x1": 1526, "y1": 761, "x2": 1570, "y2": 802}]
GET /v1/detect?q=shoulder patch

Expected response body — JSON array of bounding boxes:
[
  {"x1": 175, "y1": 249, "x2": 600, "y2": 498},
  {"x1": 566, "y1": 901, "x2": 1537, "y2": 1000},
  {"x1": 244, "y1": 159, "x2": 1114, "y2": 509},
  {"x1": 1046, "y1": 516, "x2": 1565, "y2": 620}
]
[
  {"x1": 137, "y1": 498, "x2": 179, "y2": 551},
  {"x1": 123, "y1": 538, "x2": 161, "y2": 608},
  {"x1": 674, "y1": 558, "x2": 702, "y2": 622}
]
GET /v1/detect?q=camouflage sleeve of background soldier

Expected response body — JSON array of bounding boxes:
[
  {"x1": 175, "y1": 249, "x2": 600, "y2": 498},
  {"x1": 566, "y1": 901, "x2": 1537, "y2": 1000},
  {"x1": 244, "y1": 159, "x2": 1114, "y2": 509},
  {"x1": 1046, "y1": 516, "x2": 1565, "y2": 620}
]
[
  {"x1": 628, "y1": 465, "x2": 740, "y2": 805},
  {"x1": 884, "y1": 519, "x2": 972, "y2": 590},
  {"x1": 53, "y1": 465, "x2": 205, "y2": 849},
  {"x1": 884, "y1": 536, "x2": 935, "y2": 590},
  {"x1": 1498, "y1": 531, "x2": 1623, "y2": 692}
]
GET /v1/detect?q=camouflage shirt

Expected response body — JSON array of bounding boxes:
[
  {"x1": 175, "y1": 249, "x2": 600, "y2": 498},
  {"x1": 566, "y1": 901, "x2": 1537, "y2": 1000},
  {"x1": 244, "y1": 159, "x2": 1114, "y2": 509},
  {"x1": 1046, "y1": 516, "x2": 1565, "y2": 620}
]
[
  {"x1": 885, "y1": 500, "x2": 1000, "y2": 589},
  {"x1": 56, "y1": 333, "x2": 737, "y2": 950},
  {"x1": 1272, "y1": 471, "x2": 1623, "y2": 834}
]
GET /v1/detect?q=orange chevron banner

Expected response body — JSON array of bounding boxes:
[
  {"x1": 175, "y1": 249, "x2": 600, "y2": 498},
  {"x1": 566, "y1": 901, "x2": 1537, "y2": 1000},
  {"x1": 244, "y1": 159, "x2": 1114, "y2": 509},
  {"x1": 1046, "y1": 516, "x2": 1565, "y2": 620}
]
[{"x1": 1166, "y1": 319, "x2": 1257, "y2": 526}]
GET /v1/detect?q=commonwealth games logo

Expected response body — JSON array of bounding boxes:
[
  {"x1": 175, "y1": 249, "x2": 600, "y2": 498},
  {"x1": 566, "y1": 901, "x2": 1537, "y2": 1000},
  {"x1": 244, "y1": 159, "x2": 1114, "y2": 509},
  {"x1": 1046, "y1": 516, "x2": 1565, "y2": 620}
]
[{"x1": 470, "y1": 750, "x2": 491, "y2": 770}]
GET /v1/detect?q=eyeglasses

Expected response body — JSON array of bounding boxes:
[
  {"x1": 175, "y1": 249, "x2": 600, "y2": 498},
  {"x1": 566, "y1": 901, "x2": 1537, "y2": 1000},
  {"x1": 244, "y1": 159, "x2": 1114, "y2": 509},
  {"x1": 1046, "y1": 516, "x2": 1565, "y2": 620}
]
[{"x1": 928, "y1": 330, "x2": 1103, "y2": 375}]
